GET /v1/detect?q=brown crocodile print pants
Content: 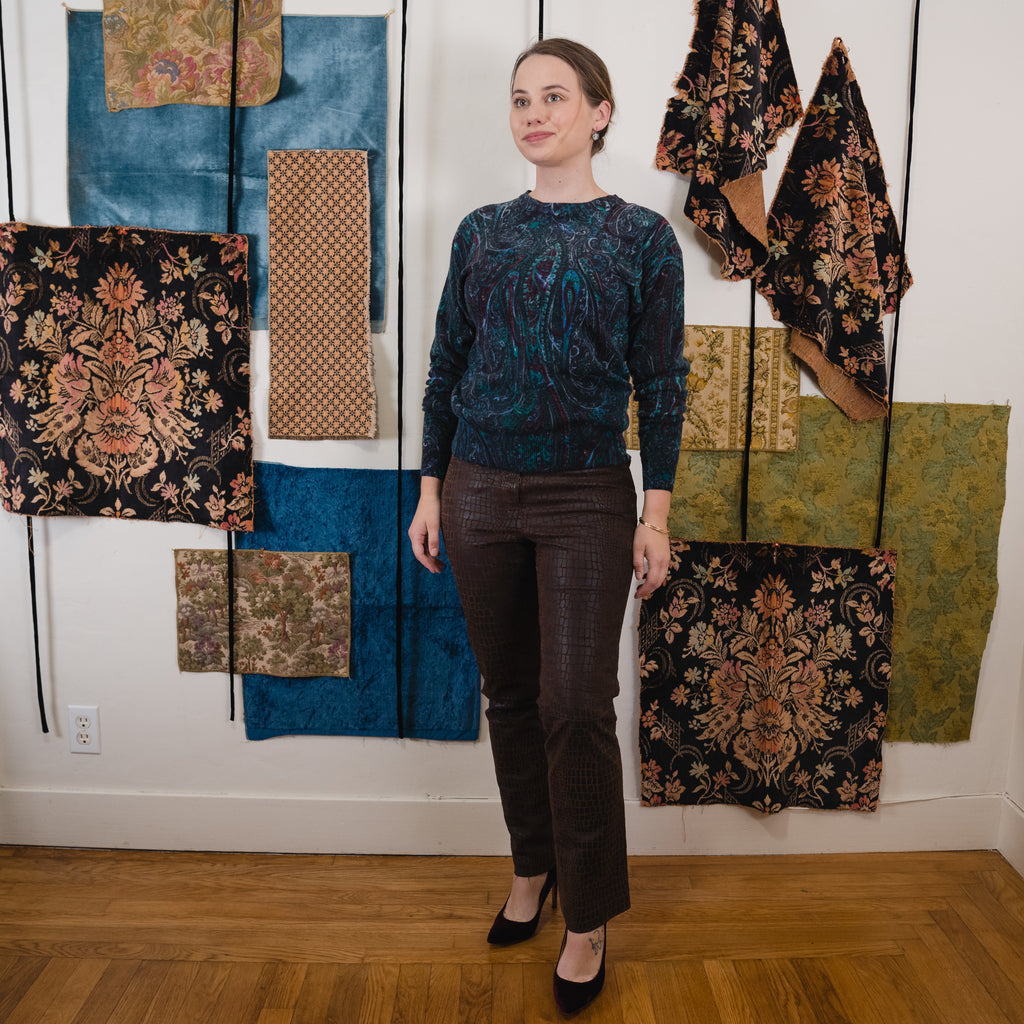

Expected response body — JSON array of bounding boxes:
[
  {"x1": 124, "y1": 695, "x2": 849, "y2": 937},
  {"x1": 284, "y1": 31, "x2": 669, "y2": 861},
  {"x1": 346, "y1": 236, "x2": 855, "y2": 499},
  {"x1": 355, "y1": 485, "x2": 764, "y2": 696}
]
[{"x1": 441, "y1": 458, "x2": 636, "y2": 932}]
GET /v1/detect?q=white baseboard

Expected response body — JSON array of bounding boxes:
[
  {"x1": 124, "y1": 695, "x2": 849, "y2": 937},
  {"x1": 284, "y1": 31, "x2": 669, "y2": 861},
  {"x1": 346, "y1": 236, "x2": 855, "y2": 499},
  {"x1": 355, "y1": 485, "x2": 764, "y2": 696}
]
[
  {"x1": 998, "y1": 795, "x2": 1024, "y2": 877},
  {"x1": 0, "y1": 788, "x2": 1004, "y2": 856}
]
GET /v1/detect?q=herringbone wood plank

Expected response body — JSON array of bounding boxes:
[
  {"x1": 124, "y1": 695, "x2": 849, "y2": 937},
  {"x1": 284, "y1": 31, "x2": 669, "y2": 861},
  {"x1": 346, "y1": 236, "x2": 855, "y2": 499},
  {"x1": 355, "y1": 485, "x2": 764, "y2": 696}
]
[{"x1": 1, "y1": 848, "x2": 1023, "y2": 1022}]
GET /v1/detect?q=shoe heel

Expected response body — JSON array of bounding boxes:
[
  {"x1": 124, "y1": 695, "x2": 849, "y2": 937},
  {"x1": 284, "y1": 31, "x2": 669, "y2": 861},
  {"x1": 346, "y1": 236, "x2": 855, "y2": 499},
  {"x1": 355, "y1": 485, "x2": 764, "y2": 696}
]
[{"x1": 486, "y1": 868, "x2": 557, "y2": 946}]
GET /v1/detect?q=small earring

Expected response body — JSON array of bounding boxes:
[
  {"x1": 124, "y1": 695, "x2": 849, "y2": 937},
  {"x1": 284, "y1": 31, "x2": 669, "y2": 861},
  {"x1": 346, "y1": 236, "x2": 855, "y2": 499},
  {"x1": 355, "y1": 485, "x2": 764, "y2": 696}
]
[{"x1": 592, "y1": 131, "x2": 600, "y2": 141}]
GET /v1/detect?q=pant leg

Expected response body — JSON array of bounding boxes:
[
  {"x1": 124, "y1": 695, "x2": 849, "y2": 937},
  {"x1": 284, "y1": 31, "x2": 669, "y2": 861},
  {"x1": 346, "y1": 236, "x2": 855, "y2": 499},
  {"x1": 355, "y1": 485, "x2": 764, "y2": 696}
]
[
  {"x1": 523, "y1": 465, "x2": 637, "y2": 933},
  {"x1": 441, "y1": 459, "x2": 555, "y2": 877}
]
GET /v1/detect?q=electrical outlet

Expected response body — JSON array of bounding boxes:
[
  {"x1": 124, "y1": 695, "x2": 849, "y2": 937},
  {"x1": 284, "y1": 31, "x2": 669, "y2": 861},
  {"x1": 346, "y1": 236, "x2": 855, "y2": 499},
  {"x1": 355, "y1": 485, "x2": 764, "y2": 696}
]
[{"x1": 68, "y1": 705, "x2": 100, "y2": 754}]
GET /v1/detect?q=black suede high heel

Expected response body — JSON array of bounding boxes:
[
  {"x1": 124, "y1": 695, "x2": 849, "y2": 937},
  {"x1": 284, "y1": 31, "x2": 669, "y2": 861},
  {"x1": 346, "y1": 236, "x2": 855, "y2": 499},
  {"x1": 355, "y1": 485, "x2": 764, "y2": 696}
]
[
  {"x1": 486, "y1": 869, "x2": 557, "y2": 946},
  {"x1": 552, "y1": 925, "x2": 606, "y2": 1017}
]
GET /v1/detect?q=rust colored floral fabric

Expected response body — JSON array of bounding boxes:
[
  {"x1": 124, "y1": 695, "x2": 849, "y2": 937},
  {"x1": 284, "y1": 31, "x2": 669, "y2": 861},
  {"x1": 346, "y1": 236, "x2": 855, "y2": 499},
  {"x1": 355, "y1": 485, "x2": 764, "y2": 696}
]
[
  {"x1": 267, "y1": 150, "x2": 376, "y2": 440},
  {"x1": 655, "y1": 0, "x2": 802, "y2": 279},
  {"x1": 101, "y1": 0, "x2": 282, "y2": 112},
  {"x1": 756, "y1": 39, "x2": 911, "y2": 422},
  {"x1": 0, "y1": 223, "x2": 253, "y2": 528},
  {"x1": 175, "y1": 548, "x2": 351, "y2": 677},
  {"x1": 639, "y1": 539, "x2": 896, "y2": 814}
]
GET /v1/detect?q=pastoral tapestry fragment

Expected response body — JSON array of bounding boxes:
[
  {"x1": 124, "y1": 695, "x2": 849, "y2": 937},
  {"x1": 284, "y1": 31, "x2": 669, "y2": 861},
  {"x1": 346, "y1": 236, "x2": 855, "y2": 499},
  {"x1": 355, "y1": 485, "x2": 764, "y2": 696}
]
[
  {"x1": 68, "y1": 12, "x2": 387, "y2": 330},
  {"x1": 756, "y1": 38, "x2": 911, "y2": 421},
  {"x1": 268, "y1": 150, "x2": 376, "y2": 439},
  {"x1": 668, "y1": 399, "x2": 1009, "y2": 742},
  {"x1": 237, "y1": 463, "x2": 480, "y2": 741},
  {"x1": 639, "y1": 539, "x2": 895, "y2": 813},
  {"x1": 0, "y1": 222, "x2": 252, "y2": 529},
  {"x1": 102, "y1": 0, "x2": 283, "y2": 112},
  {"x1": 627, "y1": 324, "x2": 799, "y2": 452},
  {"x1": 175, "y1": 548, "x2": 351, "y2": 677}
]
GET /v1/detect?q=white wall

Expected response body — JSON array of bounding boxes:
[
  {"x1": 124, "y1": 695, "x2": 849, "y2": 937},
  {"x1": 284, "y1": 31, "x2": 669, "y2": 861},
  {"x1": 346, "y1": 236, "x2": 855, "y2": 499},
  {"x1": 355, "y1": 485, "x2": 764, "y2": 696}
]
[{"x1": 1, "y1": 0, "x2": 1022, "y2": 862}]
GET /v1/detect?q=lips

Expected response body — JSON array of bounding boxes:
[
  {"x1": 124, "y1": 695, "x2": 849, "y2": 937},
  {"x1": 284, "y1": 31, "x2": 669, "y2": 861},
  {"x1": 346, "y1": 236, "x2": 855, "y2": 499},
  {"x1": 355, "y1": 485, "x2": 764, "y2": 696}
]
[{"x1": 523, "y1": 132, "x2": 554, "y2": 143}]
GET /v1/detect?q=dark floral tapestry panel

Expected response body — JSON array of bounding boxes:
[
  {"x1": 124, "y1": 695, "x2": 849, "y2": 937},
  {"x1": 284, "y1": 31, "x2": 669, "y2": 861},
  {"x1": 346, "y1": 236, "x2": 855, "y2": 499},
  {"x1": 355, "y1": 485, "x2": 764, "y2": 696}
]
[
  {"x1": 175, "y1": 549, "x2": 351, "y2": 677},
  {"x1": 639, "y1": 539, "x2": 896, "y2": 814},
  {"x1": 655, "y1": 0, "x2": 803, "y2": 279},
  {"x1": 755, "y1": 38, "x2": 911, "y2": 422},
  {"x1": 0, "y1": 223, "x2": 252, "y2": 528}
]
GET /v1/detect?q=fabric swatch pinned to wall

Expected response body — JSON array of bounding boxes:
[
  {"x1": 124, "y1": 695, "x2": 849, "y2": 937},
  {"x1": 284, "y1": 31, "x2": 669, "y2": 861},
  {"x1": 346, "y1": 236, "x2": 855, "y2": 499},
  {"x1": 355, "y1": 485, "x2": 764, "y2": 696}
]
[
  {"x1": 655, "y1": 0, "x2": 803, "y2": 279},
  {"x1": 639, "y1": 538, "x2": 896, "y2": 814},
  {"x1": 756, "y1": 38, "x2": 911, "y2": 422},
  {"x1": 267, "y1": 149, "x2": 376, "y2": 439},
  {"x1": 175, "y1": 548, "x2": 351, "y2": 677},
  {"x1": 667, "y1": 398, "x2": 1009, "y2": 743},
  {"x1": 236, "y1": 462, "x2": 480, "y2": 742},
  {"x1": 101, "y1": 0, "x2": 283, "y2": 112},
  {"x1": 67, "y1": 12, "x2": 387, "y2": 332},
  {"x1": 626, "y1": 324, "x2": 799, "y2": 452},
  {"x1": 0, "y1": 222, "x2": 253, "y2": 529}
]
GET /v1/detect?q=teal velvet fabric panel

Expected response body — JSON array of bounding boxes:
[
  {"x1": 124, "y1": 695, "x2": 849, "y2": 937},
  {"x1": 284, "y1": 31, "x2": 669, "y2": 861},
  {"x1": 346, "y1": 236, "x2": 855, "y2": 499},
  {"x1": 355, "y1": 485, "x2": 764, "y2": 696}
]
[
  {"x1": 66, "y1": 12, "x2": 387, "y2": 331},
  {"x1": 237, "y1": 463, "x2": 480, "y2": 741}
]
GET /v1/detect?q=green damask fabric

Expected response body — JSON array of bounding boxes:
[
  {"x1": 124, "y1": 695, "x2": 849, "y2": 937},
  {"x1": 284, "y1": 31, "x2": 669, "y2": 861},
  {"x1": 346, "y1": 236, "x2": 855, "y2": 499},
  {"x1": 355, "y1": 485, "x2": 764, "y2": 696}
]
[{"x1": 668, "y1": 399, "x2": 1010, "y2": 742}]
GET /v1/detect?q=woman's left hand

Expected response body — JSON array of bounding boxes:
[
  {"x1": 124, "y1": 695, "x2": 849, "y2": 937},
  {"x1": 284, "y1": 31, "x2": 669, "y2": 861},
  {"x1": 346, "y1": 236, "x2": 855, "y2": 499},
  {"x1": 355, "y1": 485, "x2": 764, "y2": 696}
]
[
  {"x1": 633, "y1": 489, "x2": 672, "y2": 598},
  {"x1": 633, "y1": 524, "x2": 670, "y2": 599}
]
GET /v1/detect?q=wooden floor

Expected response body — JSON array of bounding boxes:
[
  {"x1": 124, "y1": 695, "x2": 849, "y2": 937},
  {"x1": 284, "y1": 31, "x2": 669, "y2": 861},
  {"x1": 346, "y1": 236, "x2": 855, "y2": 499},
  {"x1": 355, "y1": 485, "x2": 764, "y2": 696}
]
[{"x1": 1, "y1": 846, "x2": 1023, "y2": 1023}]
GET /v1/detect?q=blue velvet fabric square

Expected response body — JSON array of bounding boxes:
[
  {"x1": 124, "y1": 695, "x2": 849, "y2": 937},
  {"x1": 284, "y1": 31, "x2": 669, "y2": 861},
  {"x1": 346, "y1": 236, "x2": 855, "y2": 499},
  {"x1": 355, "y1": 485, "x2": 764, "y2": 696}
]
[
  {"x1": 66, "y1": 12, "x2": 387, "y2": 331},
  {"x1": 237, "y1": 463, "x2": 480, "y2": 741}
]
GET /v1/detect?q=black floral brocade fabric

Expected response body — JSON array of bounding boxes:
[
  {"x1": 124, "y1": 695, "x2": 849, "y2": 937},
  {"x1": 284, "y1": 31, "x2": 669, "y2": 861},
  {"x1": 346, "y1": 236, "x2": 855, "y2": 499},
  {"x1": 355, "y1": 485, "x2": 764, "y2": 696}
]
[
  {"x1": 638, "y1": 539, "x2": 896, "y2": 814},
  {"x1": 655, "y1": 0, "x2": 803, "y2": 279},
  {"x1": 0, "y1": 223, "x2": 253, "y2": 528},
  {"x1": 755, "y1": 39, "x2": 912, "y2": 419}
]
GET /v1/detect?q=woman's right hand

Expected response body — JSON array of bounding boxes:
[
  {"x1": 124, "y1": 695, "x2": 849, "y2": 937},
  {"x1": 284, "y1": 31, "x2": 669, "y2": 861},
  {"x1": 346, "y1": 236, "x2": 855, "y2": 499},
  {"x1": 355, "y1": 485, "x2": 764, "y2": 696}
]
[{"x1": 408, "y1": 477, "x2": 444, "y2": 573}]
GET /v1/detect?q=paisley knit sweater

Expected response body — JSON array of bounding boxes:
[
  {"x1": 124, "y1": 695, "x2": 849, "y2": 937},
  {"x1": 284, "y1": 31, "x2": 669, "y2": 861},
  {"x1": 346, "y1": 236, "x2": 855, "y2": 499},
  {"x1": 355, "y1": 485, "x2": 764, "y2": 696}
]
[{"x1": 420, "y1": 192, "x2": 687, "y2": 491}]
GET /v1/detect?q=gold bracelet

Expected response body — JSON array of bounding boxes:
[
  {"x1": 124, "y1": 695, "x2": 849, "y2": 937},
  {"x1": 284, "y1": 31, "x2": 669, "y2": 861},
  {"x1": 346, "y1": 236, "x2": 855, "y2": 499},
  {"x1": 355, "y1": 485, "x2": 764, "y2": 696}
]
[{"x1": 638, "y1": 517, "x2": 670, "y2": 537}]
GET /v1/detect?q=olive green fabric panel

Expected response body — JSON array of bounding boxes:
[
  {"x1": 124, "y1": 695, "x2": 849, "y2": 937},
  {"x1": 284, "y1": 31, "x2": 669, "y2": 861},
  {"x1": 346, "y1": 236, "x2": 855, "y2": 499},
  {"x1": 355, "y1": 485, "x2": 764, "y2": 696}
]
[{"x1": 669, "y1": 399, "x2": 1010, "y2": 742}]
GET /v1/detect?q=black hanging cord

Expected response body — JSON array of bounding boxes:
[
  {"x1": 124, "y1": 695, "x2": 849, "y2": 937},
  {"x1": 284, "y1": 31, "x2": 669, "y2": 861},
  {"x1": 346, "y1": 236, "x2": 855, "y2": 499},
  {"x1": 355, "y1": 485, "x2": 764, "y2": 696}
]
[
  {"x1": 873, "y1": 0, "x2": 920, "y2": 549},
  {"x1": 739, "y1": 281, "x2": 757, "y2": 542},
  {"x1": 26, "y1": 521, "x2": 47, "y2": 732},
  {"x1": 538, "y1": 0, "x2": 545, "y2": 39},
  {"x1": 1, "y1": 0, "x2": 47, "y2": 732},
  {"x1": 393, "y1": 0, "x2": 409, "y2": 739},
  {"x1": 224, "y1": 0, "x2": 242, "y2": 720}
]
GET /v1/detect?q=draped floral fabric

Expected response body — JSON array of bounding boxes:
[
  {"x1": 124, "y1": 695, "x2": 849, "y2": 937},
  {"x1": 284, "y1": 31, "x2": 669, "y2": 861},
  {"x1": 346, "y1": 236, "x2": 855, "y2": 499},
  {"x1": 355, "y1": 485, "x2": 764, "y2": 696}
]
[
  {"x1": 655, "y1": 0, "x2": 802, "y2": 279},
  {"x1": 0, "y1": 223, "x2": 252, "y2": 528},
  {"x1": 174, "y1": 548, "x2": 351, "y2": 677},
  {"x1": 626, "y1": 324, "x2": 799, "y2": 452},
  {"x1": 639, "y1": 539, "x2": 896, "y2": 814},
  {"x1": 101, "y1": 0, "x2": 282, "y2": 112},
  {"x1": 756, "y1": 39, "x2": 911, "y2": 422}
]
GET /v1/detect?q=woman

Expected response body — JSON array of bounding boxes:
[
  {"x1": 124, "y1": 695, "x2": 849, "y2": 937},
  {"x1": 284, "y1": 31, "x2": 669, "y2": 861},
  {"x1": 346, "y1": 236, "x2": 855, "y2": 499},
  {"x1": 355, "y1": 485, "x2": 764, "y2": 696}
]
[{"x1": 409, "y1": 37, "x2": 687, "y2": 1016}]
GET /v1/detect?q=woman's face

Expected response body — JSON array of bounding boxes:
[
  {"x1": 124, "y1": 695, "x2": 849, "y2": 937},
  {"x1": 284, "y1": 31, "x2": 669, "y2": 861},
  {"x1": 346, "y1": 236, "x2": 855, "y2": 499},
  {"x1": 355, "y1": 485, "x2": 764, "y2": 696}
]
[{"x1": 509, "y1": 54, "x2": 609, "y2": 170}]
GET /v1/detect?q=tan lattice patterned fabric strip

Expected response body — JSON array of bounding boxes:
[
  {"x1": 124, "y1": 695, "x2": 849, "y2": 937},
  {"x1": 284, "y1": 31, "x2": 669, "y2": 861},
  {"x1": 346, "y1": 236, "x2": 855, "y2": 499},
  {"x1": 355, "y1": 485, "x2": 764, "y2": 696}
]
[
  {"x1": 626, "y1": 324, "x2": 799, "y2": 452},
  {"x1": 267, "y1": 149, "x2": 377, "y2": 439}
]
